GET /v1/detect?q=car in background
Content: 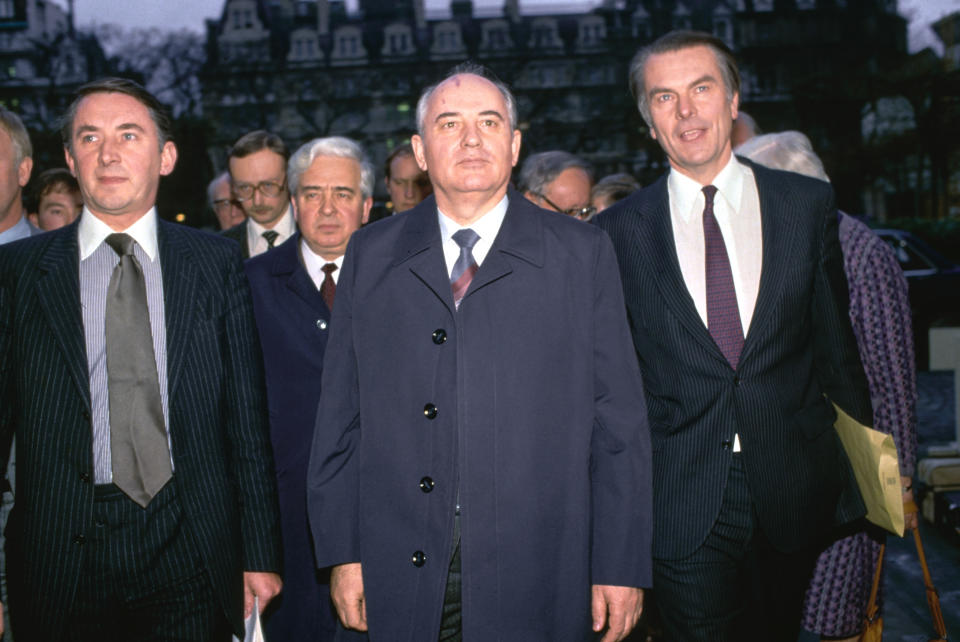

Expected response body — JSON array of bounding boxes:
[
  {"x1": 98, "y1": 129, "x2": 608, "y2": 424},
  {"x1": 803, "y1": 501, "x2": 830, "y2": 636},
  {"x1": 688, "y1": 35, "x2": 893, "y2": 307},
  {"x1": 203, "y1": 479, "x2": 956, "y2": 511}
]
[{"x1": 875, "y1": 229, "x2": 960, "y2": 370}]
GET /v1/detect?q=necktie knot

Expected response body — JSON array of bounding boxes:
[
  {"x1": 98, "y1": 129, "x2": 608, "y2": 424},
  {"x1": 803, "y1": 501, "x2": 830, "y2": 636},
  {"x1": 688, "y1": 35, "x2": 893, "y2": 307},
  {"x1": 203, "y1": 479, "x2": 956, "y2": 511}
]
[
  {"x1": 262, "y1": 229, "x2": 280, "y2": 248},
  {"x1": 452, "y1": 228, "x2": 480, "y2": 252},
  {"x1": 105, "y1": 233, "x2": 135, "y2": 257},
  {"x1": 322, "y1": 262, "x2": 338, "y2": 277},
  {"x1": 702, "y1": 185, "x2": 718, "y2": 211}
]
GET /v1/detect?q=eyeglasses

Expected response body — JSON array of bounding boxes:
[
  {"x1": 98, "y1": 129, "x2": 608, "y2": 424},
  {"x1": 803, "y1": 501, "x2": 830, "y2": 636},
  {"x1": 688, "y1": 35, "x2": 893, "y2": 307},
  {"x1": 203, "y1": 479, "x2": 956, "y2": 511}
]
[
  {"x1": 533, "y1": 192, "x2": 596, "y2": 220},
  {"x1": 232, "y1": 180, "x2": 286, "y2": 201},
  {"x1": 212, "y1": 198, "x2": 241, "y2": 212}
]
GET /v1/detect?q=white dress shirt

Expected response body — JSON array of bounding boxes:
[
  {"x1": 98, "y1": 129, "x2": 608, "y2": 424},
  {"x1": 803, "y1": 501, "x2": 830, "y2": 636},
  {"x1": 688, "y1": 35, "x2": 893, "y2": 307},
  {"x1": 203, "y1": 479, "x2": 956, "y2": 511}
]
[
  {"x1": 301, "y1": 240, "x2": 344, "y2": 291},
  {"x1": 668, "y1": 155, "x2": 763, "y2": 336},
  {"x1": 437, "y1": 194, "x2": 509, "y2": 276},
  {"x1": 247, "y1": 204, "x2": 296, "y2": 257}
]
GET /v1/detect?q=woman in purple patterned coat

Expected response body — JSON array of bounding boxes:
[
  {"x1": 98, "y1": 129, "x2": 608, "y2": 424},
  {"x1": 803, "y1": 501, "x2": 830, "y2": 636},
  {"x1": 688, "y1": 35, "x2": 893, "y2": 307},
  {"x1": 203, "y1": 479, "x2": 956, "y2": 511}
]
[{"x1": 737, "y1": 131, "x2": 918, "y2": 641}]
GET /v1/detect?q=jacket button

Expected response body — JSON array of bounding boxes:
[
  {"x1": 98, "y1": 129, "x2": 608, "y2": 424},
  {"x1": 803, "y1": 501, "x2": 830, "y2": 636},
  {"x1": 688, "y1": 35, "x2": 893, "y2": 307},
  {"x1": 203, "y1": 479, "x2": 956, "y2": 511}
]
[
  {"x1": 79, "y1": 472, "x2": 90, "y2": 483},
  {"x1": 411, "y1": 551, "x2": 426, "y2": 567},
  {"x1": 74, "y1": 534, "x2": 86, "y2": 545},
  {"x1": 432, "y1": 329, "x2": 447, "y2": 345},
  {"x1": 419, "y1": 477, "x2": 434, "y2": 493},
  {"x1": 316, "y1": 319, "x2": 327, "y2": 331},
  {"x1": 733, "y1": 375, "x2": 741, "y2": 387},
  {"x1": 721, "y1": 439, "x2": 733, "y2": 450},
  {"x1": 423, "y1": 403, "x2": 438, "y2": 419}
]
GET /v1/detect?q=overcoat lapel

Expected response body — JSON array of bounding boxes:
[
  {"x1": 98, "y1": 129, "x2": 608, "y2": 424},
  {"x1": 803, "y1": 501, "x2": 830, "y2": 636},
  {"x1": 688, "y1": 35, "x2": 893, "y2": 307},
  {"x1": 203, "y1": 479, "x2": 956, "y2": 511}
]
[
  {"x1": 395, "y1": 199, "x2": 456, "y2": 315},
  {"x1": 277, "y1": 238, "x2": 329, "y2": 317},
  {"x1": 158, "y1": 221, "x2": 198, "y2": 400},
  {"x1": 35, "y1": 226, "x2": 90, "y2": 406},
  {"x1": 633, "y1": 177, "x2": 727, "y2": 364}
]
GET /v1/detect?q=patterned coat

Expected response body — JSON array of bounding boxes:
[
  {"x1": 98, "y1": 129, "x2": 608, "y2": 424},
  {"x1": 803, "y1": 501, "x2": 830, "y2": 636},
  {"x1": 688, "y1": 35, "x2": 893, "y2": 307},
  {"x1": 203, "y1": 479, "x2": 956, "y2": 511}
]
[{"x1": 801, "y1": 213, "x2": 918, "y2": 636}]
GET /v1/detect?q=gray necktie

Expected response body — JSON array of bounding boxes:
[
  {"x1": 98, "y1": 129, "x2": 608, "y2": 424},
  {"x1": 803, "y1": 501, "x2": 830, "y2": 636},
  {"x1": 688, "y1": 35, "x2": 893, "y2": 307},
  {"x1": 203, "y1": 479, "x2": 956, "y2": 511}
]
[
  {"x1": 450, "y1": 229, "x2": 480, "y2": 308},
  {"x1": 104, "y1": 233, "x2": 171, "y2": 507}
]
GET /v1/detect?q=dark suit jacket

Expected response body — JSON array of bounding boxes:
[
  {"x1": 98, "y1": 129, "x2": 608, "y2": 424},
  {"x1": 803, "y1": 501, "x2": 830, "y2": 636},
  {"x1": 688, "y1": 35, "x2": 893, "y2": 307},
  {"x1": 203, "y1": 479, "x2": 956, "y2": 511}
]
[
  {"x1": 307, "y1": 190, "x2": 652, "y2": 640},
  {"x1": 244, "y1": 233, "x2": 337, "y2": 640},
  {"x1": 222, "y1": 219, "x2": 250, "y2": 258},
  {"x1": 0, "y1": 219, "x2": 282, "y2": 638},
  {"x1": 594, "y1": 160, "x2": 873, "y2": 561}
]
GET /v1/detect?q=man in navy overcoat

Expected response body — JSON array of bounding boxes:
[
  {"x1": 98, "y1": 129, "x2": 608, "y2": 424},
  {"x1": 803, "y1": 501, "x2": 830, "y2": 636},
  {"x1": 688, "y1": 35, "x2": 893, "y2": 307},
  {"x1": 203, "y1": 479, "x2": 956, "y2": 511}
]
[
  {"x1": 307, "y1": 65, "x2": 652, "y2": 641},
  {"x1": 246, "y1": 136, "x2": 372, "y2": 641}
]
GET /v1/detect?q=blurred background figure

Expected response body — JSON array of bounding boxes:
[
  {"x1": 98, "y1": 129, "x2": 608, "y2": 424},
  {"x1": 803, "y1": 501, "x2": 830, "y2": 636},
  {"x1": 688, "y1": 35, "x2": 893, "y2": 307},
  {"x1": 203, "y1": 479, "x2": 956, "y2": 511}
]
[
  {"x1": 224, "y1": 130, "x2": 295, "y2": 258},
  {"x1": 518, "y1": 150, "x2": 595, "y2": 220},
  {"x1": 731, "y1": 110, "x2": 760, "y2": 148},
  {"x1": 0, "y1": 107, "x2": 36, "y2": 244},
  {"x1": 207, "y1": 171, "x2": 244, "y2": 231},
  {"x1": 591, "y1": 173, "x2": 641, "y2": 215},
  {"x1": 738, "y1": 130, "x2": 918, "y2": 642},
  {"x1": 27, "y1": 168, "x2": 82, "y2": 232},
  {"x1": 384, "y1": 142, "x2": 430, "y2": 214}
]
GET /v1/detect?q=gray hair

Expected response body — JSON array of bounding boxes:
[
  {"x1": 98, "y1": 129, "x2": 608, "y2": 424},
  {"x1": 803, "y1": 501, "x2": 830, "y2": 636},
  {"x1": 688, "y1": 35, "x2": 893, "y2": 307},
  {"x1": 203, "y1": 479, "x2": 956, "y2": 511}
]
[
  {"x1": 628, "y1": 30, "x2": 740, "y2": 129},
  {"x1": 415, "y1": 62, "x2": 519, "y2": 135},
  {"x1": 287, "y1": 136, "x2": 375, "y2": 198},
  {"x1": 206, "y1": 171, "x2": 231, "y2": 206},
  {"x1": 518, "y1": 151, "x2": 592, "y2": 195},
  {"x1": 736, "y1": 131, "x2": 830, "y2": 183},
  {"x1": 591, "y1": 172, "x2": 641, "y2": 205},
  {"x1": 0, "y1": 107, "x2": 32, "y2": 165}
]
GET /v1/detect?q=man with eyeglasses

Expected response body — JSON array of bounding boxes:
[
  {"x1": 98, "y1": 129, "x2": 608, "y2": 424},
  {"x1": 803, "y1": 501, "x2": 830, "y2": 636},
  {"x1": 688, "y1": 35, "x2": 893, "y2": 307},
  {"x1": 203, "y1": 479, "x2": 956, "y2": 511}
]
[
  {"x1": 518, "y1": 150, "x2": 596, "y2": 220},
  {"x1": 207, "y1": 172, "x2": 245, "y2": 231},
  {"x1": 223, "y1": 130, "x2": 296, "y2": 258}
]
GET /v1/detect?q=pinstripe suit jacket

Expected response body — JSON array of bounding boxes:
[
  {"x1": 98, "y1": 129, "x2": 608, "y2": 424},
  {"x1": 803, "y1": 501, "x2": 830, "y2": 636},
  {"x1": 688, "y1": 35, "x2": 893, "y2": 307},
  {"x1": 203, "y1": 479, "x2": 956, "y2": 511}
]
[
  {"x1": 594, "y1": 160, "x2": 872, "y2": 560},
  {"x1": 0, "y1": 218, "x2": 282, "y2": 638}
]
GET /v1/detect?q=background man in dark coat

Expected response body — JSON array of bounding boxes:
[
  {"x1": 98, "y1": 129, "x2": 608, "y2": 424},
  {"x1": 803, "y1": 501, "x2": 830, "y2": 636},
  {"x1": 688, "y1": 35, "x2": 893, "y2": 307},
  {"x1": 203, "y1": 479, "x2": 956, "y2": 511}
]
[
  {"x1": 307, "y1": 64, "x2": 652, "y2": 641},
  {"x1": 0, "y1": 78, "x2": 282, "y2": 641},
  {"x1": 593, "y1": 31, "x2": 873, "y2": 641},
  {"x1": 245, "y1": 136, "x2": 372, "y2": 641}
]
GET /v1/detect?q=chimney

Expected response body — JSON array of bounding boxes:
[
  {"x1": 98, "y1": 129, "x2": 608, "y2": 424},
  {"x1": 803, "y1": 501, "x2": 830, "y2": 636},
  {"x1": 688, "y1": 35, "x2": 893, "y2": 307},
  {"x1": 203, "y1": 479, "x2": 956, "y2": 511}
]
[
  {"x1": 450, "y1": 0, "x2": 473, "y2": 20},
  {"x1": 504, "y1": 0, "x2": 519, "y2": 23},
  {"x1": 317, "y1": 0, "x2": 329, "y2": 34}
]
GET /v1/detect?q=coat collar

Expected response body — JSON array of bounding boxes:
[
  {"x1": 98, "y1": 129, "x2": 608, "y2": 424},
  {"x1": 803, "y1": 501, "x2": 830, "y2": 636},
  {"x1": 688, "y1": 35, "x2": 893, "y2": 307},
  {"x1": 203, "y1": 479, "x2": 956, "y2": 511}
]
[
  {"x1": 392, "y1": 188, "x2": 545, "y2": 312},
  {"x1": 269, "y1": 232, "x2": 329, "y2": 316}
]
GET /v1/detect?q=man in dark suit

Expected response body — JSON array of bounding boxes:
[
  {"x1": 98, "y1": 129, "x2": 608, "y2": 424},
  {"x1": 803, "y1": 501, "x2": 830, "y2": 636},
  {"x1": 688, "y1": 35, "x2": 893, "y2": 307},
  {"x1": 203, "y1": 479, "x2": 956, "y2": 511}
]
[
  {"x1": 245, "y1": 136, "x2": 372, "y2": 641},
  {"x1": 307, "y1": 63, "x2": 652, "y2": 641},
  {"x1": 593, "y1": 31, "x2": 872, "y2": 641},
  {"x1": 222, "y1": 131, "x2": 295, "y2": 258},
  {"x1": 0, "y1": 78, "x2": 282, "y2": 641}
]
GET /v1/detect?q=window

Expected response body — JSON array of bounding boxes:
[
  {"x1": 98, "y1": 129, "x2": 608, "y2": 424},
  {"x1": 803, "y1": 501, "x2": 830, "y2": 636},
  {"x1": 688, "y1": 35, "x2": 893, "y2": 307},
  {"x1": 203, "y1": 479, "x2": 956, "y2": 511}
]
[{"x1": 0, "y1": 0, "x2": 13, "y2": 19}]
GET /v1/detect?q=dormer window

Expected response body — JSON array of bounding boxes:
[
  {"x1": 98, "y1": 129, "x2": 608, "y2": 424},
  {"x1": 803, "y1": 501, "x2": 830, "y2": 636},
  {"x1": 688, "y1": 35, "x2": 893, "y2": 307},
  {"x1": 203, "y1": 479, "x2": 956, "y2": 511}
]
[
  {"x1": 289, "y1": 29, "x2": 321, "y2": 62},
  {"x1": 753, "y1": 0, "x2": 773, "y2": 10},
  {"x1": 383, "y1": 23, "x2": 415, "y2": 56},
  {"x1": 528, "y1": 18, "x2": 561, "y2": 49},
  {"x1": 480, "y1": 20, "x2": 513, "y2": 53},
  {"x1": 332, "y1": 26, "x2": 367, "y2": 61},
  {"x1": 431, "y1": 22, "x2": 465, "y2": 55},
  {"x1": 673, "y1": 3, "x2": 691, "y2": 30},
  {"x1": 577, "y1": 16, "x2": 606, "y2": 48}
]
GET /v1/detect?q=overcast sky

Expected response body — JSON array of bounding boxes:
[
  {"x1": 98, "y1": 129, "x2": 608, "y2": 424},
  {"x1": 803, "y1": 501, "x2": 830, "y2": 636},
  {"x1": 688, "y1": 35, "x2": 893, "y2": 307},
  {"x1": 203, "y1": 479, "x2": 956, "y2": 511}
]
[{"x1": 59, "y1": 0, "x2": 960, "y2": 54}]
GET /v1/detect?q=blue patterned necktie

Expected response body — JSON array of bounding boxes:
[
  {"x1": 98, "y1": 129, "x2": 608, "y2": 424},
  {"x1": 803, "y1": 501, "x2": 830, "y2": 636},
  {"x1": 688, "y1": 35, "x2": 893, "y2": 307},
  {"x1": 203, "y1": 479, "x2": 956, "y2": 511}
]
[{"x1": 450, "y1": 229, "x2": 480, "y2": 308}]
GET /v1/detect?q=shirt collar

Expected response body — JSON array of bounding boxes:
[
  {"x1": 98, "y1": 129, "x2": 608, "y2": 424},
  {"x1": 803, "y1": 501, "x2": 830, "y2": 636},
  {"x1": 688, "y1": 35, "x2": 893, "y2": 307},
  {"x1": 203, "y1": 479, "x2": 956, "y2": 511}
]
[
  {"x1": 0, "y1": 214, "x2": 32, "y2": 244},
  {"x1": 668, "y1": 154, "x2": 744, "y2": 223},
  {"x1": 247, "y1": 204, "x2": 295, "y2": 241},
  {"x1": 437, "y1": 193, "x2": 509, "y2": 246},
  {"x1": 78, "y1": 207, "x2": 159, "y2": 261}
]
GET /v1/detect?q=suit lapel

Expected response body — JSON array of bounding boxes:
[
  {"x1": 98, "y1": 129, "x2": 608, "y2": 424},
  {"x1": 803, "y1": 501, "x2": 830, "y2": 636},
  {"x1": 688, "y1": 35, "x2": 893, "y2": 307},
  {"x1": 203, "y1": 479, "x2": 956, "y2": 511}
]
[
  {"x1": 158, "y1": 221, "x2": 199, "y2": 400},
  {"x1": 738, "y1": 163, "x2": 802, "y2": 364},
  {"x1": 35, "y1": 225, "x2": 90, "y2": 406},
  {"x1": 633, "y1": 177, "x2": 725, "y2": 362}
]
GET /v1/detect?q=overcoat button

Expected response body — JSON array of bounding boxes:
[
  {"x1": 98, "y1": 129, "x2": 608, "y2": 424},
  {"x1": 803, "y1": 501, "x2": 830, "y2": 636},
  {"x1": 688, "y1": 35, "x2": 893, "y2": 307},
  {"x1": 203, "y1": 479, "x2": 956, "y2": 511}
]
[
  {"x1": 79, "y1": 472, "x2": 90, "y2": 483},
  {"x1": 432, "y1": 329, "x2": 447, "y2": 344},
  {"x1": 411, "y1": 551, "x2": 426, "y2": 567},
  {"x1": 423, "y1": 403, "x2": 438, "y2": 419},
  {"x1": 316, "y1": 319, "x2": 327, "y2": 330},
  {"x1": 419, "y1": 477, "x2": 434, "y2": 493},
  {"x1": 74, "y1": 534, "x2": 86, "y2": 545}
]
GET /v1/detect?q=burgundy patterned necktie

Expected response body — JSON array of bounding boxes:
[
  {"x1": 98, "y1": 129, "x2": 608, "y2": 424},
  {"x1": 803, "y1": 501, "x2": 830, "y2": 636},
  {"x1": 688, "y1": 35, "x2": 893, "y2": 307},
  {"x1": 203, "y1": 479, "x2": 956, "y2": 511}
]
[
  {"x1": 450, "y1": 228, "x2": 479, "y2": 308},
  {"x1": 320, "y1": 262, "x2": 337, "y2": 310},
  {"x1": 703, "y1": 185, "x2": 744, "y2": 369}
]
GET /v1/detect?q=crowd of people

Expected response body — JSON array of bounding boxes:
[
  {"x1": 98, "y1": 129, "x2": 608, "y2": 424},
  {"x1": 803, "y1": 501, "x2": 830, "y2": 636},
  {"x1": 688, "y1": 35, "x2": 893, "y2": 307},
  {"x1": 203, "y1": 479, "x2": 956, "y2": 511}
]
[{"x1": 0, "y1": 28, "x2": 917, "y2": 642}]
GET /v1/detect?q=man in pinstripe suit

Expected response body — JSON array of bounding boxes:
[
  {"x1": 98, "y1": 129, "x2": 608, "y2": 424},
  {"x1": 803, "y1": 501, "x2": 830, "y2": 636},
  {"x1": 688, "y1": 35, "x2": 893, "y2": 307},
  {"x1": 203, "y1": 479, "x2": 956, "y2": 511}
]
[
  {"x1": 594, "y1": 32, "x2": 872, "y2": 641},
  {"x1": 0, "y1": 78, "x2": 282, "y2": 641}
]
